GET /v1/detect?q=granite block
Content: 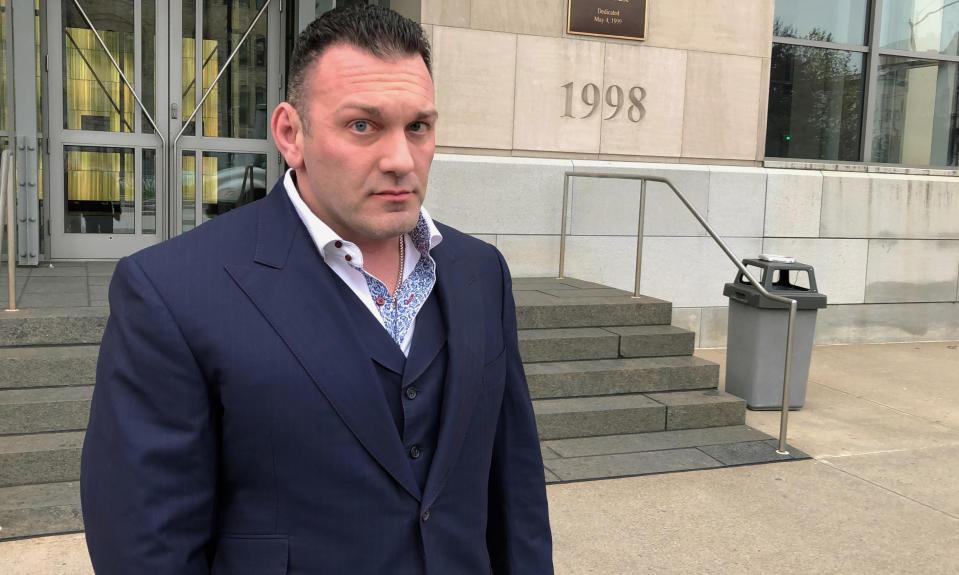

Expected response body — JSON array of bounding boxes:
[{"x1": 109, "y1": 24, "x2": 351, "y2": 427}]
[
  {"x1": 0, "y1": 308, "x2": 109, "y2": 346},
  {"x1": 698, "y1": 439, "x2": 809, "y2": 466},
  {"x1": 0, "y1": 387, "x2": 94, "y2": 434},
  {"x1": 533, "y1": 395, "x2": 666, "y2": 439},
  {"x1": 0, "y1": 432, "x2": 84, "y2": 487},
  {"x1": 606, "y1": 325, "x2": 695, "y2": 357},
  {"x1": 0, "y1": 345, "x2": 99, "y2": 389},
  {"x1": 0, "y1": 482, "x2": 83, "y2": 541},
  {"x1": 518, "y1": 328, "x2": 619, "y2": 363},
  {"x1": 525, "y1": 356, "x2": 719, "y2": 399},
  {"x1": 543, "y1": 425, "x2": 771, "y2": 458},
  {"x1": 647, "y1": 390, "x2": 746, "y2": 430}
]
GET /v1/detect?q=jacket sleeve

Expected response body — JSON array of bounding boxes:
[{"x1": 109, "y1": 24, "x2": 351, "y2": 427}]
[
  {"x1": 486, "y1": 248, "x2": 555, "y2": 574},
  {"x1": 81, "y1": 256, "x2": 217, "y2": 574}
]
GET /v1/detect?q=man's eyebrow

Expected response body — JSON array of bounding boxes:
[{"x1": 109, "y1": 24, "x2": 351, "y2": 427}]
[{"x1": 335, "y1": 104, "x2": 438, "y2": 121}]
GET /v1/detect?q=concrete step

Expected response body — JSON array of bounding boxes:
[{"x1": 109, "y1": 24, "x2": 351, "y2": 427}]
[
  {"x1": 0, "y1": 346, "x2": 99, "y2": 389},
  {"x1": 0, "y1": 387, "x2": 93, "y2": 435},
  {"x1": 0, "y1": 481, "x2": 83, "y2": 540},
  {"x1": 525, "y1": 356, "x2": 719, "y2": 399},
  {"x1": 518, "y1": 328, "x2": 620, "y2": 363},
  {"x1": 0, "y1": 307, "x2": 108, "y2": 347},
  {"x1": 513, "y1": 281, "x2": 671, "y2": 329},
  {"x1": 533, "y1": 390, "x2": 746, "y2": 440},
  {"x1": 607, "y1": 325, "x2": 696, "y2": 358},
  {"x1": 0, "y1": 431, "x2": 84, "y2": 488}
]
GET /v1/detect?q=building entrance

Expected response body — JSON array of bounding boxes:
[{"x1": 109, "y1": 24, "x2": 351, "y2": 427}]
[{"x1": 46, "y1": 0, "x2": 281, "y2": 259}]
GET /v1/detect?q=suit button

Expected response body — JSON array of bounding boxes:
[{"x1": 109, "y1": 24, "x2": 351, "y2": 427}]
[
  {"x1": 409, "y1": 445, "x2": 422, "y2": 459},
  {"x1": 421, "y1": 508, "x2": 430, "y2": 522},
  {"x1": 405, "y1": 387, "x2": 418, "y2": 400}
]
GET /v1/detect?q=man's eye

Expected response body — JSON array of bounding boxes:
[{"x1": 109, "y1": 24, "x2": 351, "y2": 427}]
[
  {"x1": 409, "y1": 121, "x2": 426, "y2": 133},
  {"x1": 352, "y1": 121, "x2": 369, "y2": 132}
]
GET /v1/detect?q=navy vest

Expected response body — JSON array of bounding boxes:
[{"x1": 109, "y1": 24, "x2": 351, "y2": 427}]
[{"x1": 327, "y1": 268, "x2": 448, "y2": 491}]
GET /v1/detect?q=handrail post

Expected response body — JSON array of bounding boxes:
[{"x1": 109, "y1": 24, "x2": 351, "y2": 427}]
[
  {"x1": 1, "y1": 150, "x2": 16, "y2": 311},
  {"x1": 558, "y1": 173, "x2": 570, "y2": 279},
  {"x1": 633, "y1": 179, "x2": 646, "y2": 298}
]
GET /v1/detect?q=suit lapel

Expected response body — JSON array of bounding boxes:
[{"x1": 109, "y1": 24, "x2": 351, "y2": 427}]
[
  {"x1": 225, "y1": 186, "x2": 421, "y2": 501},
  {"x1": 422, "y1": 240, "x2": 484, "y2": 506}
]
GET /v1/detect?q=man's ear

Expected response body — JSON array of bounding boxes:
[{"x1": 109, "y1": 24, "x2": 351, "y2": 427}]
[{"x1": 271, "y1": 102, "x2": 305, "y2": 169}]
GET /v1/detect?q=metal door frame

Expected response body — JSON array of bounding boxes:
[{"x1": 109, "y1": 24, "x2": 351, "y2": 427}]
[{"x1": 46, "y1": 0, "x2": 281, "y2": 259}]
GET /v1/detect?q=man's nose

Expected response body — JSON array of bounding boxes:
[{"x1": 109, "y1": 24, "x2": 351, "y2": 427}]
[{"x1": 378, "y1": 129, "x2": 415, "y2": 176}]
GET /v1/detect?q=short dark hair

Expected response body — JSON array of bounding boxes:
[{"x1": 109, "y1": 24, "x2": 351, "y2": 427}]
[{"x1": 287, "y1": 4, "x2": 432, "y2": 132}]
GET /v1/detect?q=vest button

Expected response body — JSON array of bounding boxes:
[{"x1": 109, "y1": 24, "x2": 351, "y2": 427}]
[
  {"x1": 409, "y1": 445, "x2": 422, "y2": 459},
  {"x1": 375, "y1": 296, "x2": 386, "y2": 306},
  {"x1": 405, "y1": 387, "x2": 418, "y2": 400}
]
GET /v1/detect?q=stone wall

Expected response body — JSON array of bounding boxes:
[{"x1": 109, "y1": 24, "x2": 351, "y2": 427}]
[
  {"x1": 420, "y1": 0, "x2": 774, "y2": 164},
  {"x1": 424, "y1": 155, "x2": 959, "y2": 347}
]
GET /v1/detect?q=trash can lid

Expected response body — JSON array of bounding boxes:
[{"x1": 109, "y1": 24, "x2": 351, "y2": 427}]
[
  {"x1": 734, "y1": 258, "x2": 821, "y2": 294},
  {"x1": 723, "y1": 282, "x2": 827, "y2": 310}
]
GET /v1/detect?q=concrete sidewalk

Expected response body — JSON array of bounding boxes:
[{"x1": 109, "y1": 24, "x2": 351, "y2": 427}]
[{"x1": 2, "y1": 341, "x2": 958, "y2": 574}]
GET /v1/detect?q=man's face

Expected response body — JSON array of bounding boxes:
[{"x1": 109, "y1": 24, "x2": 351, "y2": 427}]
[{"x1": 292, "y1": 44, "x2": 436, "y2": 247}]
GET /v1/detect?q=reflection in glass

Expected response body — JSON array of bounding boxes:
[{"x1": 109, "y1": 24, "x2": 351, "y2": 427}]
[
  {"x1": 1, "y1": 0, "x2": 8, "y2": 131},
  {"x1": 143, "y1": 149, "x2": 156, "y2": 234},
  {"x1": 881, "y1": 0, "x2": 959, "y2": 56},
  {"x1": 200, "y1": 152, "x2": 267, "y2": 223},
  {"x1": 182, "y1": 0, "x2": 196, "y2": 137},
  {"x1": 773, "y1": 0, "x2": 870, "y2": 45},
  {"x1": 873, "y1": 56, "x2": 959, "y2": 166},
  {"x1": 142, "y1": 0, "x2": 156, "y2": 132},
  {"x1": 64, "y1": 146, "x2": 135, "y2": 234},
  {"x1": 62, "y1": 0, "x2": 136, "y2": 133},
  {"x1": 766, "y1": 44, "x2": 865, "y2": 162},
  {"x1": 201, "y1": 0, "x2": 268, "y2": 139},
  {"x1": 182, "y1": 151, "x2": 196, "y2": 232}
]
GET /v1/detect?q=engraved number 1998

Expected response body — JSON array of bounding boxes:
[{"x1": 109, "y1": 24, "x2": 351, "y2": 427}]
[{"x1": 562, "y1": 82, "x2": 646, "y2": 122}]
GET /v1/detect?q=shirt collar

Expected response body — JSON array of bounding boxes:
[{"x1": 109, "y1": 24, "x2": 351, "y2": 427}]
[{"x1": 283, "y1": 169, "x2": 443, "y2": 266}]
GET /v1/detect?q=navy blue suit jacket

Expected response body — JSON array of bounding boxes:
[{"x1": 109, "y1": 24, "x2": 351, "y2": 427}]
[{"x1": 80, "y1": 180, "x2": 553, "y2": 574}]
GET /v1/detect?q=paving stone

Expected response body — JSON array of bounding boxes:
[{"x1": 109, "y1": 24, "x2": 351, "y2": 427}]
[
  {"x1": 0, "y1": 432, "x2": 84, "y2": 487},
  {"x1": 543, "y1": 425, "x2": 770, "y2": 458},
  {"x1": 0, "y1": 387, "x2": 93, "y2": 434},
  {"x1": 544, "y1": 448, "x2": 723, "y2": 482},
  {"x1": 525, "y1": 356, "x2": 719, "y2": 399},
  {"x1": 519, "y1": 327, "x2": 619, "y2": 363},
  {"x1": 647, "y1": 390, "x2": 747, "y2": 430},
  {"x1": 0, "y1": 307, "x2": 108, "y2": 346},
  {"x1": 544, "y1": 468, "x2": 561, "y2": 484},
  {"x1": 22, "y1": 277, "x2": 88, "y2": 294},
  {"x1": 0, "y1": 346, "x2": 99, "y2": 389},
  {"x1": 606, "y1": 325, "x2": 696, "y2": 357},
  {"x1": 15, "y1": 293, "x2": 90, "y2": 308},
  {"x1": 536, "y1": 288, "x2": 633, "y2": 298},
  {"x1": 533, "y1": 395, "x2": 665, "y2": 440},
  {"x1": 0, "y1": 481, "x2": 83, "y2": 540},
  {"x1": 698, "y1": 439, "x2": 810, "y2": 465}
]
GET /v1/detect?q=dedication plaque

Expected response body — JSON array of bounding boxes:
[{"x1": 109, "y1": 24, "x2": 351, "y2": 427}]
[{"x1": 567, "y1": 0, "x2": 648, "y2": 41}]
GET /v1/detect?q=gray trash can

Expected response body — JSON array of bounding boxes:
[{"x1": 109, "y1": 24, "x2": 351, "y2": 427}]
[{"x1": 722, "y1": 258, "x2": 827, "y2": 410}]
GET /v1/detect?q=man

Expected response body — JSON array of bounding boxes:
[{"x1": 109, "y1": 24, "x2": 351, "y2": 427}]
[{"x1": 80, "y1": 5, "x2": 553, "y2": 574}]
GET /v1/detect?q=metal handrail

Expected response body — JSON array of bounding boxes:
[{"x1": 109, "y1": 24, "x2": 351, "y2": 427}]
[
  {"x1": 1, "y1": 150, "x2": 16, "y2": 311},
  {"x1": 558, "y1": 172, "x2": 798, "y2": 454}
]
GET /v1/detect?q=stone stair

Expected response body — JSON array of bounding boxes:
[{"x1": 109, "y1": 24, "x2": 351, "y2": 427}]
[
  {"x1": 0, "y1": 278, "x2": 753, "y2": 541},
  {"x1": 513, "y1": 278, "x2": 744, "y2": 442}
]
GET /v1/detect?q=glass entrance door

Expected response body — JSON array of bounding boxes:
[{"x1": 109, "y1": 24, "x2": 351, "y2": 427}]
[{"x1": 47, "y1": 0, "x2": 280, "y2": 259}]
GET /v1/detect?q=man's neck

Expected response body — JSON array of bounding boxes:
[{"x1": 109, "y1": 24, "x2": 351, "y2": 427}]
[{"x1": 358, "y1": 235, "x2": 404, "y2": 296}]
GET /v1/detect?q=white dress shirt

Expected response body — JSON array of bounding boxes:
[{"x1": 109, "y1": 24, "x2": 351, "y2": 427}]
[{"x1": 283, "y1": 169, "x2": 443, "y2": 356}]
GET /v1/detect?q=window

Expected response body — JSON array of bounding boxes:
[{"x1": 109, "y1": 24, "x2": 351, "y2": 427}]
[{"x1": 767, "y1": 0, "x2": 959, "y2": 167}]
